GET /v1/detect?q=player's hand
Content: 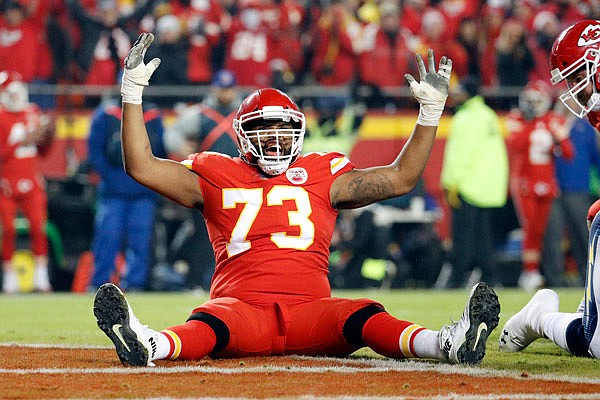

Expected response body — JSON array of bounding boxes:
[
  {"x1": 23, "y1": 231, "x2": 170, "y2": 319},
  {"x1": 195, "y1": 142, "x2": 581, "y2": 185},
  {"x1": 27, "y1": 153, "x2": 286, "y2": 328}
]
[
  {"x1": 121, "y1": 33, "x2": 161, "y2": 104},
  {"x1": 550, "y1": 118, "x2": 570, "y2": 142},
  {"x1": 405, "y1": 49, "x2": 452, "y2": 126}
]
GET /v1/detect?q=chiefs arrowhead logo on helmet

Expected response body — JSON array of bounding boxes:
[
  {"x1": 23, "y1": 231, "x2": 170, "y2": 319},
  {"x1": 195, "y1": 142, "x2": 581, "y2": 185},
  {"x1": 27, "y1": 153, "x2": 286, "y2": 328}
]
[
  {"x1": 579, "y1": 24, "x2": 600, "y2": 46},
  {"x1": 550, "y1": 20, "x2": 600, "y2": 118}
]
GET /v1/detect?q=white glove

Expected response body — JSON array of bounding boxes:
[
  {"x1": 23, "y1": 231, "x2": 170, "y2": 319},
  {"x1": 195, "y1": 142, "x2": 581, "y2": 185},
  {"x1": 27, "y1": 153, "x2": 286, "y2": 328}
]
[
  {"x1": 121, "y1": 33, "x2": 161, "y2": 105},
  {"x1": 405, "y1": 49, "x2": 452, "y2": 126}
]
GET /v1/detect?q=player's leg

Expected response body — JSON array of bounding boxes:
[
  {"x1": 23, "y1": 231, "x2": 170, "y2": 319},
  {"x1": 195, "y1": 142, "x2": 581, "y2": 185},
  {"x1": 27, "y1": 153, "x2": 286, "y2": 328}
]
[
  {"x1": 150, "y1": 299, "x2": 279, "y2": 362},
  {"x1": 448, "y1": 200, "x2": 477, "y2": 288},
  {"x1": 123, "y1": 197, "x2": 156, "y2": 290},
  {"x1": 498, "y1": 287, "x2": 588, "y2": 356},
  {"x1": 90, "y1": 197, "x2": 125, "y2": 289},
  {"x1": 20, "y1": 186, "x2": 51, "y2": 292},
  {"x1": 93, "y1": 283, "x2": 166, "y2": 366},
  {"x1": 0, "y1": 192, "x2": 18, "y2": 294},
  {"x1": 499, "y1": 200, "x2": 600, "y2": 357},
  {"x1": 584, "y1": 205, "x2": 600, "y2": 357},
  {"x1": 287, "y1": 282, "x2": 500, "y2": 365},
  {"x1": 94, "y1": 285, "x2": 275, "y2": 366},
  {"x1": 516, "y1": 196, "x2": 547, "y2": 292},
  {"x1": 94, "y1": 282, "x2": 221, "y2": 366}
]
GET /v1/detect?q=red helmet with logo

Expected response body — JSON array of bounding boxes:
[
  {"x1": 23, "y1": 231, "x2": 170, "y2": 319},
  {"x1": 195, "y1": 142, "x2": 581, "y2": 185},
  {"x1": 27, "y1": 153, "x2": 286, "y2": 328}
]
[
  {"x1": 233, "y1": 88, "x2": 305, "y2": 176},
  {"x1": 0, "y1": 71, "x2": 28, "y2": 112},
  {"x1": 550, "y1": 20, "x2": 600, "y2": 117}
]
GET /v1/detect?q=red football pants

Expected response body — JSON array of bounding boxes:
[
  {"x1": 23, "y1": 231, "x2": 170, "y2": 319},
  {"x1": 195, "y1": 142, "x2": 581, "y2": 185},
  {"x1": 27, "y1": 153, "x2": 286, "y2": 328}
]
[
  {"x1": 168, "y1": 297, "x2": 384, "y2": 359},
  {"x1": 0, "y1": 183, "x2": 48, "y2": 261},
  {"x1": 512, "y1": 193, "x2": 553, "y2": 271}
]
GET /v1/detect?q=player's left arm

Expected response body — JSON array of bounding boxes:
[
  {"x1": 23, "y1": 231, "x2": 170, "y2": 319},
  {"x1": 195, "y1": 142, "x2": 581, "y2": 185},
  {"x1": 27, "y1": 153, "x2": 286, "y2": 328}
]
[{"x1": 330, "y1": 49, "x2": 451, "y2": 209}]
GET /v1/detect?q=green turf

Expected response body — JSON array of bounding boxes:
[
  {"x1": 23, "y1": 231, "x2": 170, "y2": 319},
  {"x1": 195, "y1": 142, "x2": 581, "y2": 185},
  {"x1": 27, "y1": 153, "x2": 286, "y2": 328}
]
[{"x1": 2, "y1": 287, "x2": 599, "y2": 377}]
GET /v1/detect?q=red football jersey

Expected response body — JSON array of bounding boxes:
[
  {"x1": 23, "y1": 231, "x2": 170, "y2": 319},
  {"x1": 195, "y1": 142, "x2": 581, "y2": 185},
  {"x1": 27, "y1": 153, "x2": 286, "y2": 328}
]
[
  {"x1": 185, "y1": 151, "x2": 354, "y2": 306},
  {"x1": 505, "y1": 110, "x2": 573, "y2": 198},
  {"x1": 0, "y1": 104, "x2": 43, "y2": 192},
  {"x1": 587, "y1": 110, "x2": 600, "y2": 132}
]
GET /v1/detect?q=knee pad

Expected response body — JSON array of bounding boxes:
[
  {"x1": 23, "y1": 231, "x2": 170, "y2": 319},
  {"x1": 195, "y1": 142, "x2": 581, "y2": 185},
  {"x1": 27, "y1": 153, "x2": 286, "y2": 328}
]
[
  {"x1": 566, "y1": 319, "x2": 592, "y2": 357},
  {"x1": 342, "y1": 305, "x2": 385, "y2": 347},
  {"x1": 186, "y1": 312, "x2": 230, "y2": 354}
]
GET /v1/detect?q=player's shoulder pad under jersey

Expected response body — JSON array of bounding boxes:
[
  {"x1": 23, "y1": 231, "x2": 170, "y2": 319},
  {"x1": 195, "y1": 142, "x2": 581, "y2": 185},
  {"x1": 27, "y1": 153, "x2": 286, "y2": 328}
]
[
  {"x1": 181, "y1": 151, "x2": 234, "y2": 170},
  {"x1": 301, "y1": 151, "x2": 353, "y2": 176}
]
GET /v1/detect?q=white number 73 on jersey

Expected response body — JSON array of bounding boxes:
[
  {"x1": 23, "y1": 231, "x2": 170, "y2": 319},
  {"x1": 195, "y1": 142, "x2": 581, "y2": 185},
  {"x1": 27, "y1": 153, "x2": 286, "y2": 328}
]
[{"x1": 222, "y1": 186, "x2": 316, "y2": 257}]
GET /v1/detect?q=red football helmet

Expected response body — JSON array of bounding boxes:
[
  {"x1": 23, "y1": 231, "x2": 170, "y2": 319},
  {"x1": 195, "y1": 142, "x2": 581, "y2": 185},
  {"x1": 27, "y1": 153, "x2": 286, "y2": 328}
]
[
  {"x1": 233, "y1": 88, "x2": 305, "y2": 176},
  {"x1": 550, "y1": 20, "x2": 600, "y2": 118},
  {"x1": 519, "y1": 80, "x2": 553, "y2": 120},
  {"x1": 0, "y1": 71, "x2": 28, "y2": 112}
]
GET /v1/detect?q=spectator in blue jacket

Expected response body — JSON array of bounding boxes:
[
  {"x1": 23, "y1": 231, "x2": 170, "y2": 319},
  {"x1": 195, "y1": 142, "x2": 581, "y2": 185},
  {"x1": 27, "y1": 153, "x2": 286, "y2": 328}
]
[{"x1": 87, "y1": 99, "x2": 166, "y2": 291}]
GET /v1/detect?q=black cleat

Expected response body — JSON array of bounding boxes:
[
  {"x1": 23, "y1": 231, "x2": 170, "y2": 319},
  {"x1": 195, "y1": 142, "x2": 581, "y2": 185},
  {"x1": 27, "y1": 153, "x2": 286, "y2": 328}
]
[
  {"x1": 93, "y1": 283, "x2": 154, "y2": 366},
  {"x1": 439, "y1": 282, "x2": 501, "y2": 365}
]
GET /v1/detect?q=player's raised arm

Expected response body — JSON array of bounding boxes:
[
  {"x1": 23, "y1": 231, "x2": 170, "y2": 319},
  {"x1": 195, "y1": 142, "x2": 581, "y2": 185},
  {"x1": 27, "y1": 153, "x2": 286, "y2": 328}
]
[
  {"x1": 120, "y1": 33, "x2": 204, "y2": 209},
  {"x1": 331, "y1": 49, "x2": 451, "y2": 209}
]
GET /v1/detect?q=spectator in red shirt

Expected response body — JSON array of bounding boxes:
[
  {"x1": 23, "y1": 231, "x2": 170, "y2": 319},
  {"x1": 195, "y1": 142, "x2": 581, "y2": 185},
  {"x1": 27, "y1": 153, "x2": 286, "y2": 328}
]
[
  {"x1": 310, "y1": 1, "x2": 356, "y2": 137},
  {"x1": 65, "y1": 0, "x2": 157, "y2": 89},
  {"x1": 357, "y1": 1, "x2": 411, "y2": 108},
  {"x1": 0, "y1": 2, "x2": 39, "y2": 83},
  {"x1": 168, "y1": 0, "x2": 229, "y2": 84},
  {"x1": 528, "y1": 11, "x2": 561, "y2": 83},
  {"x1": 414, "y1": 8, "x2": 469, "y2": 80},
  {"x1": 223, "y1": 1, "x2": 274, "y2": 87}
]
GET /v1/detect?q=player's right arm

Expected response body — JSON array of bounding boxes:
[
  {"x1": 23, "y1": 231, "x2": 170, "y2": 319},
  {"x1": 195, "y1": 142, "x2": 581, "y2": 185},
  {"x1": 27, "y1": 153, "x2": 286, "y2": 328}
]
[{"x1": 121, "y1": 33, "x2": 204, "y2": 209}]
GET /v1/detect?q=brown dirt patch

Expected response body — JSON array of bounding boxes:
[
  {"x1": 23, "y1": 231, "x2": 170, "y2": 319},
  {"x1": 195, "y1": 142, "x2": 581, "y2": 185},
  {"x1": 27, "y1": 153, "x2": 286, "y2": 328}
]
[{"x1": 1, "y1": 346, "x2": 599, "y2": 399}]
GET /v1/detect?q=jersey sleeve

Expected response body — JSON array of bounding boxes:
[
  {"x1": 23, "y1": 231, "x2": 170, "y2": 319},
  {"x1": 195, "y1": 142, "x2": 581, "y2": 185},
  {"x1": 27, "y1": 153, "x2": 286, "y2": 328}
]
[{"x1": 301, "y1": 151, "x2": 354, "y2": 178}]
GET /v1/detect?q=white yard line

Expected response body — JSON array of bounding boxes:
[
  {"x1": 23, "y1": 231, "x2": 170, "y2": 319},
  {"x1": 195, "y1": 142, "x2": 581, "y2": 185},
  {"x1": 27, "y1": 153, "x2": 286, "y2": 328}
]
[{"x1": 2, "y1": 343, "x2": 600, "y2": 388}]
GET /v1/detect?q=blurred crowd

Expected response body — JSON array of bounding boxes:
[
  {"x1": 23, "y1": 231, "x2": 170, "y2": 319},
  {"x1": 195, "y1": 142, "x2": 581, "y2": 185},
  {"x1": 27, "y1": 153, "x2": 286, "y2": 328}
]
[{"x1": 1, "y1": 0, "x2": 598, "y2": 109}]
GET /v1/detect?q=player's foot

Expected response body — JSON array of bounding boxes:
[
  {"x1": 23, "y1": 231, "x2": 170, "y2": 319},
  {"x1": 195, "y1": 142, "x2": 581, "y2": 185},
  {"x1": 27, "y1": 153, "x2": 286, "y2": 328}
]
[
  {"x1": 517, "y1": 270, "x2": 544, "y2": 292},
  {"x1": 498, "y1": 288, "x2": 559, "y2": 352},
  {"x1": 93, "y1": 283, "x2": 158, "y2": 366},
  {"x1": 439, "y1": 282, "x2": 500, "y2": 365},
  {"x1": 33, "y1": 266, "x2": 52, "y2": 293},
  {"x1": 2, "y1": 269, "x2": 19, "y2": 294}
]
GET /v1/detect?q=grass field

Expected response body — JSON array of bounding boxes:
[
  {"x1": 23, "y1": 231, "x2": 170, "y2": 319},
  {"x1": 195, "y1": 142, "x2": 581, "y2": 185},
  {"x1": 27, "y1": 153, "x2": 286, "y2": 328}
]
[{"x1": 2, "y1": 287, "x2": 600, "y2": 378}]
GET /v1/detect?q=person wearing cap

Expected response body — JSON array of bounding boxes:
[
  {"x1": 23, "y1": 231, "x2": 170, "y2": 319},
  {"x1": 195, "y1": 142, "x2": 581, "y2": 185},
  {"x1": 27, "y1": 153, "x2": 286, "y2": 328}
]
[
  {"x1": 440, "y1": 76, "x2": 509, "y2": 289},
  {"x1": 164, "y1": 69, "x2": 241, "y2": 290}
]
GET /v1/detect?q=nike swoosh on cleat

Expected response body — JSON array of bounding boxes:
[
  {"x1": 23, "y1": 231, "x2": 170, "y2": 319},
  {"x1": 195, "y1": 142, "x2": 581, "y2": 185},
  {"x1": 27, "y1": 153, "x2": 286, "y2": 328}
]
[
  {"x1": 472, "y1": 322, "x2": 488, "y2": 350},
  {"x1": 112, "y1": 324, "x2": 131, "y2": 352}
]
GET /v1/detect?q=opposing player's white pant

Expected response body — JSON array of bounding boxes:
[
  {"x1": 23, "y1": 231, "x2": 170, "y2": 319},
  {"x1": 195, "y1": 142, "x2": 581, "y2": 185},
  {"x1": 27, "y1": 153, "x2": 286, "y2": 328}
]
[{"x1": 585, "y1": 212, "x2": 600, "y2": 357}]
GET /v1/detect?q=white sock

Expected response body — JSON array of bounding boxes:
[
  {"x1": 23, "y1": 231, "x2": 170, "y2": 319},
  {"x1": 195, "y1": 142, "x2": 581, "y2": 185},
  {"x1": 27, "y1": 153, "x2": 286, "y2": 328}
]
[
  {"x1": 151, "y1": 330, "x2": 172, "y2": 361},
  {"x1": 2, "y1": 265, "x2": 18, "y2": 293},
  {"x1": 543, "y1": 311, "x2": 581, "y2": 354},
  {"x1": 412, "y1": 329, "x2": 444, "y2": 360},
  {"x1": 33, "y1": 257, "x2": 51, "y2": 291}
]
